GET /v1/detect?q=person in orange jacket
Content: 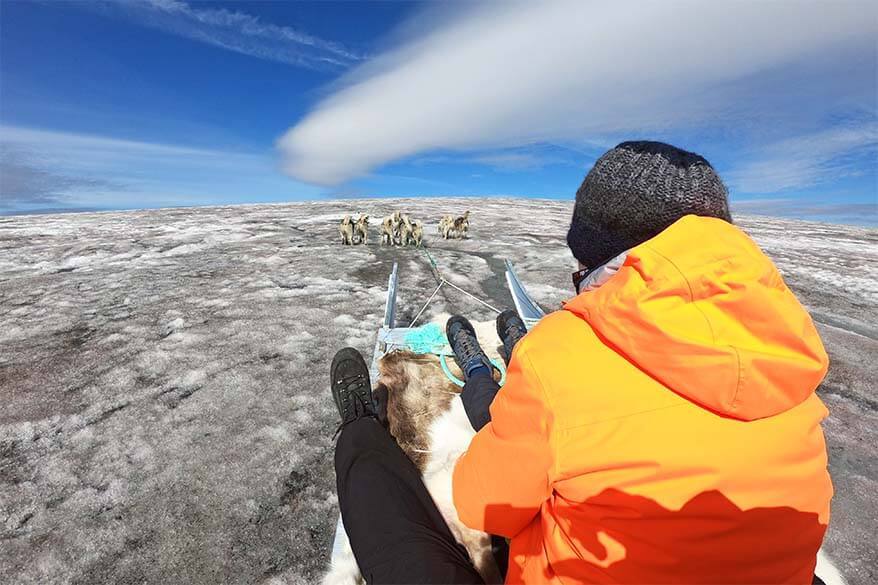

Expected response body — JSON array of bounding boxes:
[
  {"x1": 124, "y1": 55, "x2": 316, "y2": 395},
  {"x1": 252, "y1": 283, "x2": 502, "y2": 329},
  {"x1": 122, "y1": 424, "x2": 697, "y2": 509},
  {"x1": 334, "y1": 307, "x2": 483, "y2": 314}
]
[
  {"x1": 329, "y1": 140, "x2": 832, "y2": 584},
  {"x1": 448, "y1": 141, "x2": 833, "y2": 584}
]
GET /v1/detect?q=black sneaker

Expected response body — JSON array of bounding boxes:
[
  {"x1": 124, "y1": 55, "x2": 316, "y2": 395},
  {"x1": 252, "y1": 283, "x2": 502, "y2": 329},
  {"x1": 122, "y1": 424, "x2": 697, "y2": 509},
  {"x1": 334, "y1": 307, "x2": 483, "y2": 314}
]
[
  {"x1": 446, "y1": 315, "x2": 493, "y2": 379},
  {"x1": 330, "y1": 347, "x2": 377, "y2": 427},
  {"x1": 496, "y1": 309, "x2": 527, "y2": 365}
]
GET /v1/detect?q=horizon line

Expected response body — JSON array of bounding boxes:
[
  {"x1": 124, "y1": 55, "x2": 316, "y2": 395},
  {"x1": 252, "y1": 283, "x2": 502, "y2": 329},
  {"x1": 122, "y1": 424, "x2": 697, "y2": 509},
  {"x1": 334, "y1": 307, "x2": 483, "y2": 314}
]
[{"x1": 2, "y1": 196, "x2": 875, "y2": 229}]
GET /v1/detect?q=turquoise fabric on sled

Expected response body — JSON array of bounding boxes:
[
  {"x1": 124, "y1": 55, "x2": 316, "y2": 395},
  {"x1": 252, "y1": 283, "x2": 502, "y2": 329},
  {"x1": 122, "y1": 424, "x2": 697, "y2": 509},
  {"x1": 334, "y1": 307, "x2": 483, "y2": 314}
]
[
  {"x1": 403, "y1": 323, "x2": 450, "y2": 355},
  {"x1": 402, "y1": 323, "x2": 506, "y2": 388}
]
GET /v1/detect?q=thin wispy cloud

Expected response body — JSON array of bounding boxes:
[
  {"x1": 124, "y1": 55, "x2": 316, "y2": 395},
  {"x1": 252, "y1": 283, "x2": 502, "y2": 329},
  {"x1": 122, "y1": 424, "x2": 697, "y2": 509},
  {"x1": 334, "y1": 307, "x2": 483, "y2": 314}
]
[
  {"x1": 727, "y1": 123, "x2": 878, "y2": 194},
  {"x1": 95, "y1": 0, "x2": 363, "y2": 70},
  {"x1": 732, "y1": 199, "x2": 877, "y2": 227},
  {"x1": 0, "y1": 149, "x2": 120, "y2": 206},
  {"x1": 471, "y1": 152, "x2": 566, "y2": 172},
  {"x1": 1, "y1": 125, "x2": 261, "y2": 162},
  {"x1": 278, "y1": 0, "x2": 877, "y2": 185},
  {"x1": 413, "y1": 145, "x2": 580, "y2": 172},
  {"x1": 0, "y1": 126, "x2": 319, "y2": 211}
]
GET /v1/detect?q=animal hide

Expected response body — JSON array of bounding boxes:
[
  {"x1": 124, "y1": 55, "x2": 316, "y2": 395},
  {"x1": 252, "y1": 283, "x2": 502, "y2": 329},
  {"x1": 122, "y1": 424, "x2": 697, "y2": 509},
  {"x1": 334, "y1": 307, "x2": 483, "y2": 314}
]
[{"x1": 323, "y1": 317, "x2": 502, "y2": 585}]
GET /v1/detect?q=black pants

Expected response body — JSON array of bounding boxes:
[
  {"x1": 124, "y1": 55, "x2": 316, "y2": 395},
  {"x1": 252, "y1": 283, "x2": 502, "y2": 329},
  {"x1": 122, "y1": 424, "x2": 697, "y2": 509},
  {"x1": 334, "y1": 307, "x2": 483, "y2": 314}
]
[
  {"x1": 335, "y1": 417, "x2": 485, "y2": 584},
  {"x1": 334, "y1": 372, "x2": 501, "y2": 584},
  {"x1": 459, "y1": 370, "x2": 502, "y2": 432}
]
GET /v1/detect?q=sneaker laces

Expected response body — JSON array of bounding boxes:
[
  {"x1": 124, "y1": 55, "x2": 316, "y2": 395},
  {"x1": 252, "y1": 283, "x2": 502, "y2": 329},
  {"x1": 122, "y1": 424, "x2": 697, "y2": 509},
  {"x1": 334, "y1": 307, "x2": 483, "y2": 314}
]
[
  {"x1": 453, "y1": 327, "x2": 481, "y2": 360},
  {"x1": 506, "y1": 323, "x2": 526, "y2": 345},
  {"x1": 452, "y1": 326, "x2": 498, "y2": 379},
  {"x1": 332, "y1": 374, "x2": 374, "y2": 439},
  {"x1": 507, "y1": 321, "x2": 525, "y2": 337},
  {"x1": 335, "y1": 372, "x2": 368, "y2": 397}
]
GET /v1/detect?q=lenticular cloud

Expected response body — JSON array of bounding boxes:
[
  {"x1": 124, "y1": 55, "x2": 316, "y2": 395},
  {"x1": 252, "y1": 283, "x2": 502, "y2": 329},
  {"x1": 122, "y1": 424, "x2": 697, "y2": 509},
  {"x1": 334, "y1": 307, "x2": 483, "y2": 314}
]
[{"x1": 278, "y1": 0, "x2": 876, "y2": 185}]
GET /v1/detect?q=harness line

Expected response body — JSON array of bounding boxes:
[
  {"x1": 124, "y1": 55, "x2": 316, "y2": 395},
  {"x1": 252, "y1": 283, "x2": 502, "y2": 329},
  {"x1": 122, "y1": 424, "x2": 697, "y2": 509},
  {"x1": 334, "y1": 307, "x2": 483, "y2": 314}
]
[{"x1": 408, "y1": 245, "x2": 501, "y2": 328}]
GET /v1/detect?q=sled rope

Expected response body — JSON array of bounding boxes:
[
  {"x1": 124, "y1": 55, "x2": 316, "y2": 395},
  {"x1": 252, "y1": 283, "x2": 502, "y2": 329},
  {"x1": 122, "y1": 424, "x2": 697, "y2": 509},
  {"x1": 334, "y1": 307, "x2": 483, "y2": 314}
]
[{"x1": 409, "y1": 246, "x2": 501, "y2": 327}]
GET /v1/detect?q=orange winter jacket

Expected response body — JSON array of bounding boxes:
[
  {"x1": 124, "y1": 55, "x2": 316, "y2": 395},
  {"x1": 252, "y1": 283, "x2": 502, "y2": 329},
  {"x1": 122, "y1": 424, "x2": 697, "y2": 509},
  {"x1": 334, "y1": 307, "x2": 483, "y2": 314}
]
[{"x1": 453, "y1": 215, "x2": 832, "y2": 584}]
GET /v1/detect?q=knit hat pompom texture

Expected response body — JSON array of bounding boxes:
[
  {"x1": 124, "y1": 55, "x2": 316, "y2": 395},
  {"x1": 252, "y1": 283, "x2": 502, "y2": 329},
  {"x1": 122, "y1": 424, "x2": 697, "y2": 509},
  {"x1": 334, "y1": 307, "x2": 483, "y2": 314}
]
[{"x1": 567, "y1": 141, "x2": 732, "y2": 270}]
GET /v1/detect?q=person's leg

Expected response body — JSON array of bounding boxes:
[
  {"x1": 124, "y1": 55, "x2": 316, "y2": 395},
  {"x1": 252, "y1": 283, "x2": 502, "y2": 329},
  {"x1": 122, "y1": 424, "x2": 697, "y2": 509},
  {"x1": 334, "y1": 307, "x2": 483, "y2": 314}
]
[
  {"x1": 448, "y1": 311, "x2": 528, "y2": 432},
  {"x1": 335, "y1": 417, "x2": 484, "y2": 584},
  {"x1": 446, "y1": 311, "x2": 527, "y2": 583},
  {"x1": 446, "y1": 316, "x2": 498, "y2": 432},
  {"x1": 460, "y1": 371, "x2": 500, "y2": 432},
  {"x1": 330, "y1": 347, "x2": 483, "y2": 585}
]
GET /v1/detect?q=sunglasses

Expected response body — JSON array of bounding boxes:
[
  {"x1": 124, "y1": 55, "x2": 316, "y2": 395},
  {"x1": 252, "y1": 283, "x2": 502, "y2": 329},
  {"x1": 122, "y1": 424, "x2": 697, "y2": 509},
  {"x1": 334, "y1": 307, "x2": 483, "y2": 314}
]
[{"x1": 572, "y1": 266, "x2": 595, "y2": 294}]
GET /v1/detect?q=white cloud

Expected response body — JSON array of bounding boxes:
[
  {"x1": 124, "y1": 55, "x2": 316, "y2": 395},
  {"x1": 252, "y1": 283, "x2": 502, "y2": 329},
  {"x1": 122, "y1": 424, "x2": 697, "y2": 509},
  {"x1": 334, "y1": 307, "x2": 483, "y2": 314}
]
[
  {"x1": 278, "y1": 0, "x2": 877, "y2": 185},
  {"x1": 727, "y1": 123, "x2": 878, "y2": 193},
  {"x1": 99, "y1": 0, "x2": 362, "y2": 70}
]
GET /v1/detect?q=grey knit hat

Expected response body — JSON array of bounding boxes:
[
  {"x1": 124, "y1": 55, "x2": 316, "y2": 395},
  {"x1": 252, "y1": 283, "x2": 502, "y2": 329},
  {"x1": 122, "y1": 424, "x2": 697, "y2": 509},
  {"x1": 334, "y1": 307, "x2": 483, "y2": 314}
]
[{"x1": 567, "y1": 141, "x2": 732, "y2": 270}]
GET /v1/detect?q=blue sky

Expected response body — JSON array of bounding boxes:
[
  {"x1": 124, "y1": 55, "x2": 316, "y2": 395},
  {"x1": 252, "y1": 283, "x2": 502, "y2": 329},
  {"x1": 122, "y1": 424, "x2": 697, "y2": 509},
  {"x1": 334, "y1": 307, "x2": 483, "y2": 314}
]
[{"x1": 1, "y1": 1, "x2": 876, "y2": 225}]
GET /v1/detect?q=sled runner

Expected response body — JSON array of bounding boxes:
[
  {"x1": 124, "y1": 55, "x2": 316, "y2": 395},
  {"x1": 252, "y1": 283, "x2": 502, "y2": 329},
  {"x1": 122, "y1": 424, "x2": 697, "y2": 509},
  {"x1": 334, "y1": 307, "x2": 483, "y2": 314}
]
[{"x1": 331, "y1": 259, "x2": 546, "y2": 563}]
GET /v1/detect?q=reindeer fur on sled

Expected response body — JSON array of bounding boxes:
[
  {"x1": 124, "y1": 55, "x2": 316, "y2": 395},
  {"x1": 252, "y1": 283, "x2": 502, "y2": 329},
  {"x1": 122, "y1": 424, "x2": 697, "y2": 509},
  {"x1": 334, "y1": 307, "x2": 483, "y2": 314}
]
[{"x1": 323, "y1": 317, "x2": 504, "y2": 585}]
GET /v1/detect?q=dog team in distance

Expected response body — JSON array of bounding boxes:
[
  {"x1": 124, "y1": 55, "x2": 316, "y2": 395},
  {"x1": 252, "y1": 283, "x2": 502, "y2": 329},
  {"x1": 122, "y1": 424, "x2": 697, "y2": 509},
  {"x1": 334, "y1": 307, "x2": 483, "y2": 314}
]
[{"x1": 338, "y1": 211, "x2": 470, "y2": 246}]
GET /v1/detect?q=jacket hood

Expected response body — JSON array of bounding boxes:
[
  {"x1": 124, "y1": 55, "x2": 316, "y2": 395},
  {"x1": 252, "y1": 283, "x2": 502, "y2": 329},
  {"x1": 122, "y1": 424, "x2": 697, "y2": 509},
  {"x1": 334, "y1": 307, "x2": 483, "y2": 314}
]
[{"x1": 564, "y1": 215, "x2": 828, "y2": 421}]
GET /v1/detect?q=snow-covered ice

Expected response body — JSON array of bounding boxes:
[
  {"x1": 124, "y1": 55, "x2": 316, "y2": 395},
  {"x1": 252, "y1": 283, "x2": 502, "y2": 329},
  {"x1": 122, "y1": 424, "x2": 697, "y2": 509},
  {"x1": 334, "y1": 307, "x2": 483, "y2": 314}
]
[{"x1": 1, "y1": 199, "x2": 875, "y2": 584}]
